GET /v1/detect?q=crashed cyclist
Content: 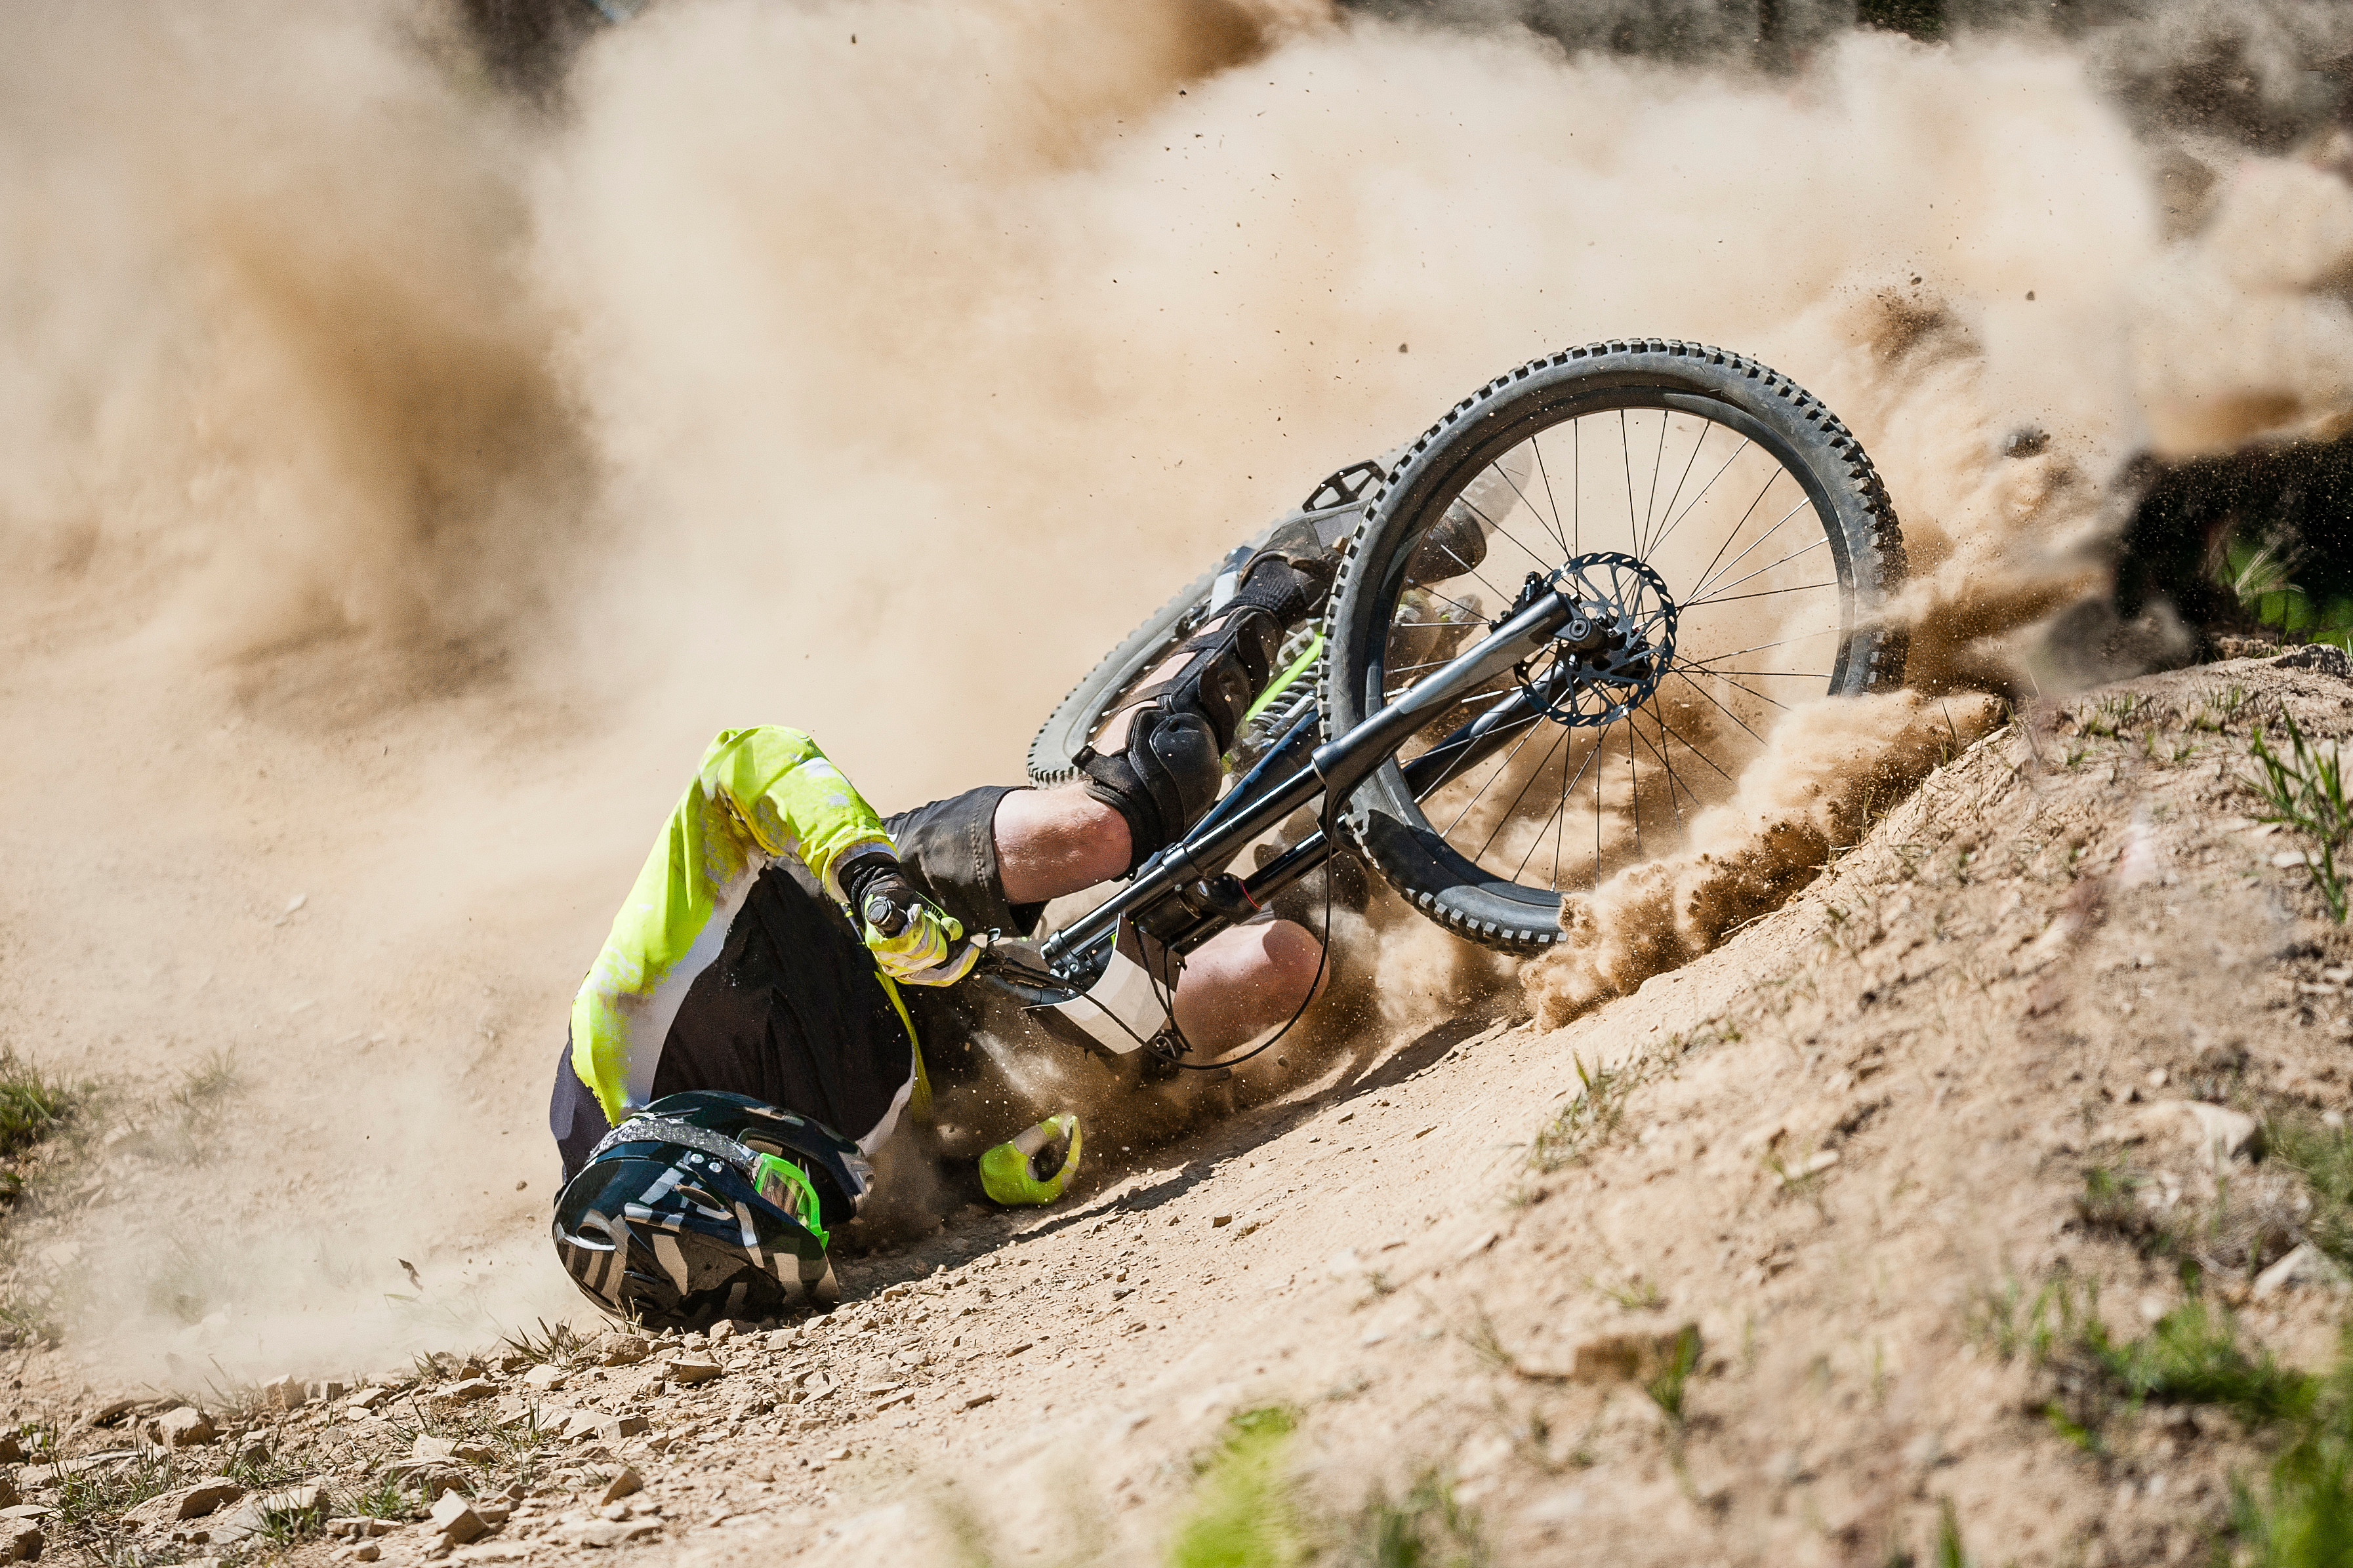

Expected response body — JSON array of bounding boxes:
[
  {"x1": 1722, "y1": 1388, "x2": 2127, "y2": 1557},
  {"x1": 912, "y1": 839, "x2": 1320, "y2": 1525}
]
[{"x1": 550, "y1": 538, "x2": 1333, "y2": 1325}]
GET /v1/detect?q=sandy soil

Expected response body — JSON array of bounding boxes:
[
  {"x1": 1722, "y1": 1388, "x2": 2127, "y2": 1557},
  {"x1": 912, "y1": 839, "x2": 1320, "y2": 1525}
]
[{"x1": 7, "y1": 647, "x2": 2352, "y2": 1567}]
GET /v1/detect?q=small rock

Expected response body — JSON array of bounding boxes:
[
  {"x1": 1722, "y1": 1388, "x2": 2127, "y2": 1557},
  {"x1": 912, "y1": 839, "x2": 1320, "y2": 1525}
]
[
  {"x1": 0, "y1": 1522, "x2": 38, "y2": 1562},
  {"x1": 85, "y1": 1398, "x2": 141, "y2": 1428},
  {"x1": 2121, "y1": 1100, "x2": 2262, "y2": 1167},
  {"x1": 597, "y1": 1337, "x2": 651, "y2": 1368},
  {"x1": 520, "y1": 1365, "x2": 567, "y2": 1391},
  {"x1": 209, "y1": 1484, "x2": 323, "y2": 1544},
  {"x1": 346, "y1": 1388, "x2": 391, "y2": 1413},
  {"x1": 125, "y1": 1478, "x2": 245, "y2": 1527},
  {"x1": 346, "y1": 1543, "x2": 381, "y2": 1562},
  {"x1": 0, "y1": 1436, "x2": 21, "y2": 1464},
  {"x1": 155, "y1": 1407, "x2": 218, "y2": 1449},
  {"x1": 597, "y1": 1415, "x2": 650, "y2": 1441},
  {"x1": 494, "y1": 1352, "x2": 533, "y2": 1373},
  {"x1": 233, "y1": 1434, "x2": 272, "y2": 1468},
  {"x1": 434, "y1": 1378, "x2": 497, "y2": 1407},
  {"x1": 2255, "y1": 1243, "x2": 2348, "y2": 1299},
  {"x1": 598, "y1": 1468, "x2": 642, "y2": 1506},
  {"x1": 706, "y1": 1321, "x2": 737, "y2": 1343},
  {"x1": 260, "y1": 1375, "x2": 306, "y2": 1411},
  {"x1": 1210, "y1": 1213, "x2": 1234, "y2": 1228},
  {"x1": 429, "y1": 1492, "x2": 487, "y2": 1546},
  {"x1": 413, "y1": 1436, "x2": 495, "y2": 1464},
  {"x1": 661, "y1": 1357, "x2": 723, "y2": 1386}
]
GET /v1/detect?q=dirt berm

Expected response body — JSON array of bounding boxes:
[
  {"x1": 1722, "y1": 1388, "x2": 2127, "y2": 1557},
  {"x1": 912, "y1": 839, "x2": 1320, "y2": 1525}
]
[{"x1": 23, "y1": 647, "x2": 2353, "y2": 1565}]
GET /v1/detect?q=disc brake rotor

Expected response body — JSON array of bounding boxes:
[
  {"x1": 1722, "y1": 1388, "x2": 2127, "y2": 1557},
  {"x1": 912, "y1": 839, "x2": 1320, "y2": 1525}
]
[{"x1": 1510, "y1": 552, "x2": 1678, "y2": 727}]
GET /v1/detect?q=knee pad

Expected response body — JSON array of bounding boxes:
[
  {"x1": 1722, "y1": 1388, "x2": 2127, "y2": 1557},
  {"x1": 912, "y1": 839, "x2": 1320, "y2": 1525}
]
[
  {"x1": 1166, "y1": 557, "x2": 1313, "y2": 747},
  {"x1": 1080, "y1": 706, "x2": 1225, "y2": 873}
]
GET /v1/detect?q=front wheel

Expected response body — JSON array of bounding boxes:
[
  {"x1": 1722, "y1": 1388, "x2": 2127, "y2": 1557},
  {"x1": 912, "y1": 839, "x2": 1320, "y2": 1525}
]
[{"x1": 1319, "y1": 339, "x2": 1908, "y2": 953}]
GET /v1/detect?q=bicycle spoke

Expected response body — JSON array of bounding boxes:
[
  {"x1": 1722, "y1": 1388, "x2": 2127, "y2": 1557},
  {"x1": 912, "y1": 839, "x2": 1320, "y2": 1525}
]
[
  {"x1": 1457, "y1": 489, "x2": 1561, "y2": 580},
  {"x1": 1679, "y1": 663, "x2": 1792, "y2": 712},
  {"x1": 1645, "y1": 435, "x2": 1751, "y2": 561},
  {"x1": 1426, "y1": 536, "x2": 1511, "y2": 607},
  {"x1": 1620, "y1": 412, "x2": 1637, "y2": 553},
  {"x1": 1492, "y1": 454, "x2": 1568, "y2": 560},
  {"x1": 1532, "y1": 431, "x2": 1569, "y2": 559},
  {"x1": 1639, "y1": 411, "x2": 1668, "y2": 558},
  {"x1": 1437, "y1": 714, "x2": 1551, "y2": 841},
  {"x1": 1408, "y1": 704, "x2": 1542, "y2": 772},
  {"x1": 1654, "y1": 712, "x2": 1736, "y2": 784},
  {"x1": 1402, "y1": 581, "x2": 1488, "y2": 623},
  {"x1": 1548, "y1": 727, "x2": 1574, "y2": 891},
  {"x1": 1686, "y1": 533, "x2": 1829, "y2": 608},
  {"x1": 1680, "y1": 580, "x2": 1839, "y2": 611},
  {"x1": 1671, "y1": 666, "x2": 1769, "y2": 746},
  {"x1": 1679, "y1": 629, "x2": 1841, "y2": 667},
  {"x1": 1478, "y1": 722, "x2": 1572, "y2": 863},
  {"x1": 1384, "y1": 653, "x2": 1490, "y2": 680},
  {"x1": 1628, "y1": 713, "x2": 1689, "y2": 833},
  {"x1": 1677, "y1": 668, "x2": 1832, "y2": 680},
  {"x1": 1647, "y1": 418, "x2": 1709, "y2": 567},
  {"x1": 1686, "y1": 466, "x2": 1781, "y2": 600},
  {"x1": 1387, "y1": 681, "x2": 1517, "y2": 708},
  {"x1": 1690, "y1": 495, "x2": 1815, "y2": 602},
  {"x1": 1510, "y1": 729, "x2": 1580, "y2": 882},
  {"x1": 1592, "y1": 715, "x2": 1610, "y2": 891},
  {"x1": 1627, "y1": 721, "x2": 1641, "y2": 856}
]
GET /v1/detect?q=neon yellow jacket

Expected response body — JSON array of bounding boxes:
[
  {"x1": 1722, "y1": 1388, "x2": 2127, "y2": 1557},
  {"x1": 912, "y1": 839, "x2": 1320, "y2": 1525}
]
[{"x1": 568, "y1": 728, "x2": 894, "y2": 1127}]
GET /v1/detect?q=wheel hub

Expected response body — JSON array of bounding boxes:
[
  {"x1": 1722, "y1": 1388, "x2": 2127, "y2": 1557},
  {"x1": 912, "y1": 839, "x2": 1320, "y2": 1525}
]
[{"x1": 1510, "y1": 553, "x2": 1677, "y2": 727}]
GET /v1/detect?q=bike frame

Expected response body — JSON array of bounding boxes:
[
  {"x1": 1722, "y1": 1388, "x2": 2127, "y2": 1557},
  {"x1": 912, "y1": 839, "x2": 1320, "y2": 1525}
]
[{"x1": 1023, "y1": 578, "x2": 1585, "y2": 987}]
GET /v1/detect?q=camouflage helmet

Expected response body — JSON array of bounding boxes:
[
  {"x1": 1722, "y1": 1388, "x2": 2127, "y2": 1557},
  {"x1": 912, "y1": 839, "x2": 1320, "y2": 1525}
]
[{"x1": 551, "y1": 1091, "x2": 872, "y2": 1327}]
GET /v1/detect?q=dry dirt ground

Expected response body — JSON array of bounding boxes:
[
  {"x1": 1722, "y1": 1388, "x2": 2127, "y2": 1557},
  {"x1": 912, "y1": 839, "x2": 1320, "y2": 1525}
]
[{"x1": 14, "y1": 648, "x2": 2353, "y2": 1566}]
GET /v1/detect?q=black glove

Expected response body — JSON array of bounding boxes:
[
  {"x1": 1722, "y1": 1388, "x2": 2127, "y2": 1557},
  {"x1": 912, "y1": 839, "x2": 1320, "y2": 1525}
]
[{"x1": 838, "y1": 852, "x2": 922, "y2": 935}]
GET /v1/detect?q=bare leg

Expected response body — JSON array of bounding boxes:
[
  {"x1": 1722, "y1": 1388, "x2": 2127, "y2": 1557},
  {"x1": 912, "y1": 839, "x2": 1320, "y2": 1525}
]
[
  {"x1": 1171, "y1": 916, "x2": 1327, "y2": 1056},
  {"x1": 994, "y1": 785, "x2": 1130, "y2": 906},
  {"x1": 992, "y1": 786, "x2": 1327, "y2": 1055}
]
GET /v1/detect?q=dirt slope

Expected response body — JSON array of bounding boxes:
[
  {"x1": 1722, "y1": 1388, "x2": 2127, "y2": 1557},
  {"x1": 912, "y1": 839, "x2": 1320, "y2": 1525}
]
[{"x1": 10, "y1": 647, "x2": 2353, "y2": 1567}]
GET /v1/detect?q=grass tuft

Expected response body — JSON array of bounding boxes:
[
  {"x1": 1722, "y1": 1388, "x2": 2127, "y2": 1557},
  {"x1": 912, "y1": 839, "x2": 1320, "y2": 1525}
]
[
  {"x1": 2264, "y1": 1116, "x2": 2353, "y2": 1272},
  {"x1": 0, "y1": 1053, "x2": 73, "y2": 1161},
  {"x1": 501, "y1": 1317, "x2": 592, "y2": 1369},
  {"x1": 1528, "y1": 1055, "x2": 1641, "y2": 1173},
  {"x1": 1166, "y1": 1407, "x2": 1307, "y2": 1568},
  {"x1": 1642, "y1": 1325, "x2": 1704, "y2": 1425},
  {"x1": 2245, "y1": 714, "x2": 2353, "y2": 922},
  {"x1": 1353, "y1": 1470, "x2": 1486, "y2": 1568}
]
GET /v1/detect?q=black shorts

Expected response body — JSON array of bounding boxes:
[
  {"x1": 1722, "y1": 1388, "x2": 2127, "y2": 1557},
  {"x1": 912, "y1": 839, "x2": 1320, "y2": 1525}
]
[
  {"x1": 548, "y1": 784, "x2": 1035, "y2": 1184},
  {"x1": 881, "y1": 784, "x2": 1044, "y2": 941}
]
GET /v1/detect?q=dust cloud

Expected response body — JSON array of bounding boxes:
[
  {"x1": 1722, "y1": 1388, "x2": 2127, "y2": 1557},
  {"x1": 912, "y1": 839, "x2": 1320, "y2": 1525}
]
[{"x1": 3, "y1": 0, "x2": 2351, "y2": 1377}]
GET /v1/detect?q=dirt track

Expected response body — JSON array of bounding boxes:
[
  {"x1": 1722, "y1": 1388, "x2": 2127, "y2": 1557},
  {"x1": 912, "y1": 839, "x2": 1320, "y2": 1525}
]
[{"x1": 7, "y1": 647, "x2": 2352, "y2": 1566}]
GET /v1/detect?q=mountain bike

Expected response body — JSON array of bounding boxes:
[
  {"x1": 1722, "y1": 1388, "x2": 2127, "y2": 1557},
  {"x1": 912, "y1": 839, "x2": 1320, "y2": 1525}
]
[{"x1": 983, "y1": 338, "x2": 1908, "y2": 1060}]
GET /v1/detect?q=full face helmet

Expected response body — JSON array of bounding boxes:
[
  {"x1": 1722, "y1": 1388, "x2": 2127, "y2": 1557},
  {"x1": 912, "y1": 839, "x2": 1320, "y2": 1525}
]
[{"x1": 551, "y1": 1091, "x2": 872, "y2": 1327}]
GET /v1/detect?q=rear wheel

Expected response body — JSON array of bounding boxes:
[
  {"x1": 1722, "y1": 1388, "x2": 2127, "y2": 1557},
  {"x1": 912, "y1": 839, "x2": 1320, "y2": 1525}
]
[{"x1": 1319, "y1": 340, "x2": 1908, "y2": 953}]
